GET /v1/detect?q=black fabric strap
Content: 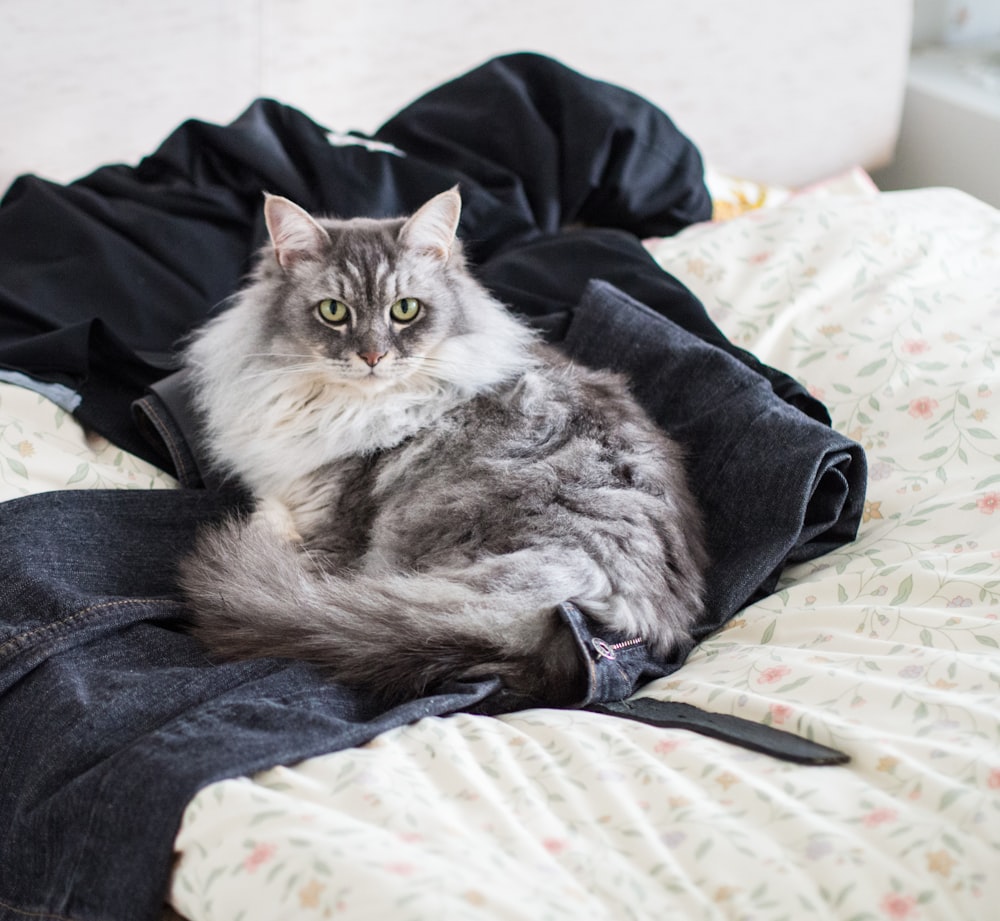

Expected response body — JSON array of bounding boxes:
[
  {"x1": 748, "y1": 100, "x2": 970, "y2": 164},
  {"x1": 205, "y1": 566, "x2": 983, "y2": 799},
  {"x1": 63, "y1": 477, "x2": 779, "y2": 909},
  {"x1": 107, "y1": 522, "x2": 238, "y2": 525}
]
[{"x1": 587, "y1": 698, "x2": 850, "y2": 766}]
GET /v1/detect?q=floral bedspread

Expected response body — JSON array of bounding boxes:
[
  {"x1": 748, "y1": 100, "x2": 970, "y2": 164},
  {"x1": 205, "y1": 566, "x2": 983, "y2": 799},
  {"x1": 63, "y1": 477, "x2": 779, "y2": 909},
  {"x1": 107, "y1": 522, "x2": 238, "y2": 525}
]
[{"x1": 4, "y1": 172, "x2": 999, "y2": 920}]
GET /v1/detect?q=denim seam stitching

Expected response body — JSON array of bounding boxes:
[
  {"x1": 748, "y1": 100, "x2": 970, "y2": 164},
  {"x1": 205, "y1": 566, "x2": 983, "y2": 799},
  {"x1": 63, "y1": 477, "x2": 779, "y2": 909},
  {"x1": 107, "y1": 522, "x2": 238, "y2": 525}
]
[
  {"x1": 0, "y1": 893, "x2": 79, "y2": 921},
  {"x1": 0, "y1": 598, "x2": 184, "y2": 661},
  {"x1": 135, "y1": 394, "x2": 196, "y2": 485}
]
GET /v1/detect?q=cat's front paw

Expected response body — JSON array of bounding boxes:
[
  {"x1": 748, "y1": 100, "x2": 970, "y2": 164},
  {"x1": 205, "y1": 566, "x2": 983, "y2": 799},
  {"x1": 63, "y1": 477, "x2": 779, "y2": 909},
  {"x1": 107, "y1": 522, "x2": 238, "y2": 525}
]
[{"x1": 254, "y1": 496, "x2": 303, "y2": 544}]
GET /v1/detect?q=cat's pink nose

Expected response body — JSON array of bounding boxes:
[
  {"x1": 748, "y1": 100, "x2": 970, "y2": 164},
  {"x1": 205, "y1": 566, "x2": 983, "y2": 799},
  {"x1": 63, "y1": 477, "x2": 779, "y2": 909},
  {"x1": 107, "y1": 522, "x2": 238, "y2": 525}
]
[{"x1": 358, "y1": 350, "x2": 387, "y2": 367}]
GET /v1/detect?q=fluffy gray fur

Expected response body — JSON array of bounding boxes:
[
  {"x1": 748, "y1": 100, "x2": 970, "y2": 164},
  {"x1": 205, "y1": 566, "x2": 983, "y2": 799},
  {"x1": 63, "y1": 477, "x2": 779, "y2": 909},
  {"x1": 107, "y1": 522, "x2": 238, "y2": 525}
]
[{"x1": 179, "y1": 187, "x2": 707, "y2": 704}]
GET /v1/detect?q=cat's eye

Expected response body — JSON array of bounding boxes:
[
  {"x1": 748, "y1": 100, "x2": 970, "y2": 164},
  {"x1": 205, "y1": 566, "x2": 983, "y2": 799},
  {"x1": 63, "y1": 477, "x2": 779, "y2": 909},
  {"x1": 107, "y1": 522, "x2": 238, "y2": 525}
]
[
  {"x1": 317, "y1": 298, "x2": 349, "y2": 325},
  {"x1": 390, "y1": 297, "x2": 421, "y2": 323}
]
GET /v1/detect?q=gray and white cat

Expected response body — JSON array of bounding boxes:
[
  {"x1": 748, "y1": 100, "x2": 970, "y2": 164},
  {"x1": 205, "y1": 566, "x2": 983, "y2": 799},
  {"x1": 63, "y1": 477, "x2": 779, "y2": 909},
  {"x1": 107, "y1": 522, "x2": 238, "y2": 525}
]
[{"x1": 179, "y1": 187, "x2": 707, "y2": 704}]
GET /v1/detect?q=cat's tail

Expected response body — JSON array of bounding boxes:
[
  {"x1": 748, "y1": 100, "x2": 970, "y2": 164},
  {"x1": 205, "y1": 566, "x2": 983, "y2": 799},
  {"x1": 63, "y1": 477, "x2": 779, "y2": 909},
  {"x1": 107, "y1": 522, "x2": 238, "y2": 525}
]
[{"x1": 178, "y1": 514, "x2": 610, "y2": 704}]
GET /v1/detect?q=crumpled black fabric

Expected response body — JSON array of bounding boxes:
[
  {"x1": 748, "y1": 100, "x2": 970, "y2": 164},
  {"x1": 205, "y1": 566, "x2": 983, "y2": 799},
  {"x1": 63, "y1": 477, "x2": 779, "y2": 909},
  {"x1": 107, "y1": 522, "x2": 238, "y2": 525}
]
[{"x1": 0, "y1": 53, "x2": 865, "y2": 921}]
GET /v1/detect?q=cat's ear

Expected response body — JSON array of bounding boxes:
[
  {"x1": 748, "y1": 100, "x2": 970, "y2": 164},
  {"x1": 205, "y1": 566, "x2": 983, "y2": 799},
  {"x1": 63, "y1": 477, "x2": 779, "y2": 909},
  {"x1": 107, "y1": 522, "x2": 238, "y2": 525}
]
[
  {"x1": 399, "y1": 187, "x2": 461, "y2": 261},
  {"x1": 263, "y1": 194, "x2": 329, "y2": 270}
]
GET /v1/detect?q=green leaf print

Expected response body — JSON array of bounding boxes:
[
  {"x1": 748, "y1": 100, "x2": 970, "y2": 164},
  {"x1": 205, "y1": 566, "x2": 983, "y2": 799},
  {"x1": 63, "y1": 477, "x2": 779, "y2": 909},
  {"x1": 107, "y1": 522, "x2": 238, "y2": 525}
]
[
  {"x1": 890, "y1": 575, "x2": 913, "y2": 606},
  {"x1": 6, "y1": 457, "x2": 27, "y2": 479}
]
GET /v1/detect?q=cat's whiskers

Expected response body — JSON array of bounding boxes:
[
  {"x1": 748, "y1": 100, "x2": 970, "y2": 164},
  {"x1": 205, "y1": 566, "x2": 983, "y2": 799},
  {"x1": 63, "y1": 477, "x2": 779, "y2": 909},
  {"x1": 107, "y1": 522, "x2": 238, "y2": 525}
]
[
  {"x1": 234, "y1": 350, "x2": 354, "y2": 381},
  {"x1": 409, "y1": 353, "x2": 535, "y2": 391},
  {"x1": 409, "y1": 354, "x2": 497, "y2": 374},
  {"x1": 235, "y1": 364, "x2": 331, "y2": 384}
]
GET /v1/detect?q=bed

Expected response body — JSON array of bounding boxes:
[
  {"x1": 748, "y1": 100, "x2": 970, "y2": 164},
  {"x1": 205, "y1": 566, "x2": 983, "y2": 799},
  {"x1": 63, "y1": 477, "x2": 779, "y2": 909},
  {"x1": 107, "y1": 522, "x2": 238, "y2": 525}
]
[{"x1": 4, "y1": 4, "x2": 999, "y2": 921}]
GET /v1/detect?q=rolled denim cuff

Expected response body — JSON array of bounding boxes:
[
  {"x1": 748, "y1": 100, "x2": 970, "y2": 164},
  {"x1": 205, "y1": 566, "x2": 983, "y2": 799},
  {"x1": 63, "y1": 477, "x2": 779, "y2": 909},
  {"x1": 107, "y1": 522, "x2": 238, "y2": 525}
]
[{"x1": 132, "y1": 369, "x2": 218, "y2": 489}]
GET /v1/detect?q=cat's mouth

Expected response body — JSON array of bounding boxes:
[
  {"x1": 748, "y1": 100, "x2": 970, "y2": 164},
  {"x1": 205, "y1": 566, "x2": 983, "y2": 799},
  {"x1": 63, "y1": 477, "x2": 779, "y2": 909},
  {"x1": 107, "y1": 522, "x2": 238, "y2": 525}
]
[
  {"x1": 340, "y1": 357, "x2": 405, "y2": 392},
  {"x1": 358, "y1": 362, "x2": 391, "y2": 382}
]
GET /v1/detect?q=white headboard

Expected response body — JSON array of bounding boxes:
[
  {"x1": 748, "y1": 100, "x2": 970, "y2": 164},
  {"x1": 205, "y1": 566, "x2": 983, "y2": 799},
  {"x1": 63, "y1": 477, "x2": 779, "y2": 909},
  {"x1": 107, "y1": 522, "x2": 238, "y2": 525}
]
[{"x1": 1, "y1": 0, "x2": 912, "y2": 194}]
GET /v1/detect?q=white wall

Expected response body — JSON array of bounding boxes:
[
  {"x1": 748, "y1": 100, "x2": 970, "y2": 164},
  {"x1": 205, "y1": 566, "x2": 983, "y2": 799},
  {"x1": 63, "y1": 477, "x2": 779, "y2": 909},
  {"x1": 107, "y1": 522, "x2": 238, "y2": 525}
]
[{"x1": 1, "y1": 0, "x2": 911, "y2": 193}]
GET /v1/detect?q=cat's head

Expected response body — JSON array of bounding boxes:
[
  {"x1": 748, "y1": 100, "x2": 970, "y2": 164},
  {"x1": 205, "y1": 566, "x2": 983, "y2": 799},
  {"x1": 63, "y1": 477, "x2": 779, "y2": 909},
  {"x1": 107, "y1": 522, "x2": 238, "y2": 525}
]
[{"x1": 254, "y1": 187, "x2": 480, "y2": 392}]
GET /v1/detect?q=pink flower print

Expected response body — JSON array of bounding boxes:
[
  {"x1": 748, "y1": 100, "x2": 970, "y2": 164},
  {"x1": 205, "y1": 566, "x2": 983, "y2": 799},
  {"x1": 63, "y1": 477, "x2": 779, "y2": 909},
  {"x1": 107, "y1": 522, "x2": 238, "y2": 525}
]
[
  {"x1": 864, "y1": 807, "x2": 898, "y2": 828},
  {"x1": 758, "y1": 665, "x2": 791, "y2": 684},
  {"x1": 976, "y1": 492, "x2": 1000, "y2": 515},
  {"x1": 244, "y1": 841, "x2": 277, "y2": 873},
  {"x1": 908, "y1": 397, "x2": 939, "y2": 419},
  {"x1": 987, "y1": 768, "x2": 1000, "y2": 789},
  {"x1": 769, "y1": 703, "x2": 792, "y2": 725},
  {"x1": 901, "y1": 339, "x2": 929, "y2": 355},
  {"x1": 880, "y1": 892, "x2": 918, "y2": 919},
  {"x1": 748, "y1": 251, "x2": 772, "y2": 265}
]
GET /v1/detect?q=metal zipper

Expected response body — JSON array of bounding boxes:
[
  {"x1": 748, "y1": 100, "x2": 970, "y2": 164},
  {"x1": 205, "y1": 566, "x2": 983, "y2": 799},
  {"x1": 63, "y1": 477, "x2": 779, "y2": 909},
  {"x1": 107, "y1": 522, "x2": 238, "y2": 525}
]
[{"x1": 591, "y1": 636, "x2": 644, "y2": 660}]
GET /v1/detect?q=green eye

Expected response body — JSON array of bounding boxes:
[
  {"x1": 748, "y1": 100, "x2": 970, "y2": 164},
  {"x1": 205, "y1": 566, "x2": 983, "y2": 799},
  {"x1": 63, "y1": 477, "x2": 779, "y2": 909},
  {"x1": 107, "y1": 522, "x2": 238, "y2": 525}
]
[
  {"x1": 390, "y1": 297, "x2": 421, "y2": 323},
  {"x1": 317, "y1": 298, "x2": 349, "y2": 324}
]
